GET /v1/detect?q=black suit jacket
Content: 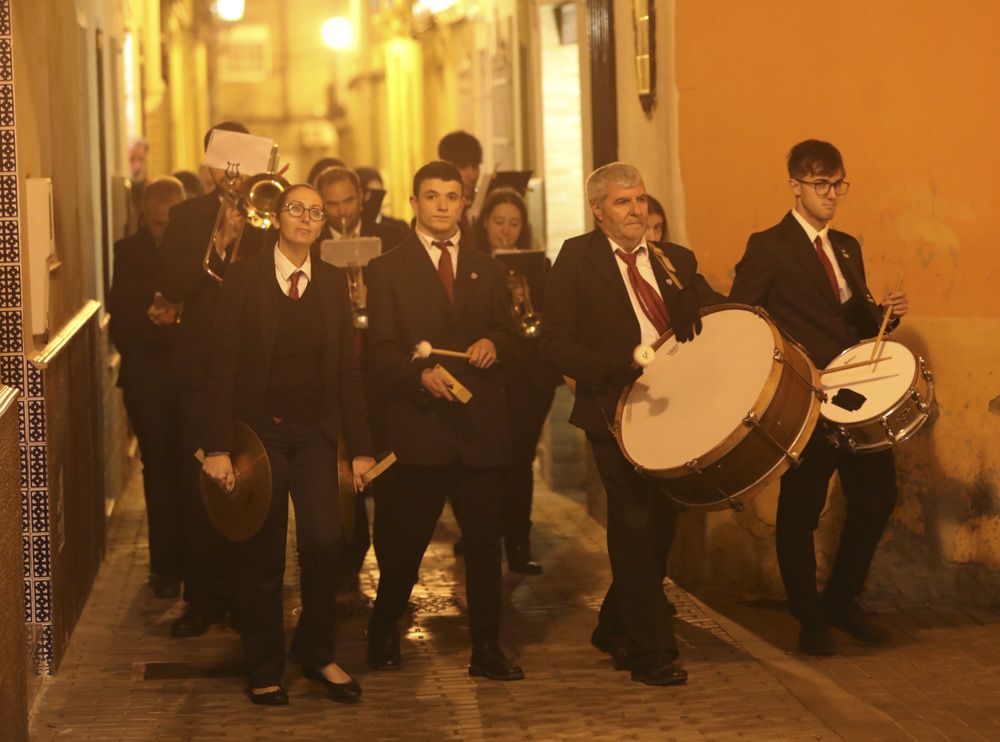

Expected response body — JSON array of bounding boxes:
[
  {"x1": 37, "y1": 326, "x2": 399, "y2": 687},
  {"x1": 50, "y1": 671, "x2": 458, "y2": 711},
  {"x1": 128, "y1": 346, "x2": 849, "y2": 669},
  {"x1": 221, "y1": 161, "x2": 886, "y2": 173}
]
[
  {"x1": 729, "y1": 211, "x2": 890, "y2": 368},
  {"x1": 159, "y1": 191, "x2": 270, "y2": 390},
  {"x1": 539, "y1": 229, "x2": 724, "y2": 438},
  {"x1": 108, "y1": 227, "x2": 177, "y2": 400},
  {"x1": 204, "y1": 249, "x2": 373, "y2": 458},
  {"x1": 365, "y1": 234, "x2": 516, "y2": 467}
]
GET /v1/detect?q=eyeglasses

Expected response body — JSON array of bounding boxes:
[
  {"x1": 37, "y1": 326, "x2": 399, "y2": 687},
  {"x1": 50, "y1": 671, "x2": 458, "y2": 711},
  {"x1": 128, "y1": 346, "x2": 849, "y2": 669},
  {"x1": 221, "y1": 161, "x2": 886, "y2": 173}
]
[
  {"x1": 282, "y1": 203, "x2": 327, "y2": 222},
  {"x1": 794, "y1": 178, "x2": 850, "y2": 197}
]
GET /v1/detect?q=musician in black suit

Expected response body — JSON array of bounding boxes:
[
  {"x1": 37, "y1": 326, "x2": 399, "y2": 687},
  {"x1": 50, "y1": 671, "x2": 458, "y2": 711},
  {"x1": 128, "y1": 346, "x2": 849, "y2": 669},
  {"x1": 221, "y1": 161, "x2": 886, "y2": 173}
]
[
  {"x1": 540, "y1": 163, "x2": 722, "y2": 686},
  {"x1": 159, "y1": 121, "x2": 270, "y2": 638},
  {"x1": 315, "y1": 165, "x2": 408, "y2": 253},
  {"x1": 109, "y1": 177, "x2": 186, "y2": 599},
  {"x1": 365, "y1": 160, "x2": 524, "y2": 681},
  {"x1": 729, "y1": 140, "x2": 909, "y2": 655},
  {"x1": 203, "y1": 183, "x2": 375, "y2": 705}
]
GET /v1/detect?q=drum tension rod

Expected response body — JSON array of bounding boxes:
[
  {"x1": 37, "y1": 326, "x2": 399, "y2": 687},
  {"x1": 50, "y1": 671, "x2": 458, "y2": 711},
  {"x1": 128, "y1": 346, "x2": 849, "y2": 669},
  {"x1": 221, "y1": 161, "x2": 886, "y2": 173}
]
[
  {"x1": 742, "y1": 411, "x2": 801, "y2": 468},
  {"x1": 684, "y1": 459, "x2": 745, "y2": 512},
  {"x1": 772, "y1": 349, "x2": 827, "y2": 402}
]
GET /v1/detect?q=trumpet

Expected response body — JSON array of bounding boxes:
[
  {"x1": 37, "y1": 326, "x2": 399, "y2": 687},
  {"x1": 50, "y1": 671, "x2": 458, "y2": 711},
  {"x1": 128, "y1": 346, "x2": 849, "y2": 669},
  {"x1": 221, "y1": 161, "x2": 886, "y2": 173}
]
[
  {"x1": 505, "y1": 269, "x2": 542, "y2": 339},
  {"x1": 203, "y1": 144, "x2": 289, "y2": 283},
  {"x1": 338, "y1": 216, "x2": 369, "y2": 330}
]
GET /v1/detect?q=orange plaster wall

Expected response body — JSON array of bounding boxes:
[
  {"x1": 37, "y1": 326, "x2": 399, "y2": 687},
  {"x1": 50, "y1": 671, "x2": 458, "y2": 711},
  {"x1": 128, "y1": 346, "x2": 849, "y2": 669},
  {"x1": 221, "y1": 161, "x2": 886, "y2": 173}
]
[{"x1": 674, "y1": 0, "x2": 1000, "y2": 318}]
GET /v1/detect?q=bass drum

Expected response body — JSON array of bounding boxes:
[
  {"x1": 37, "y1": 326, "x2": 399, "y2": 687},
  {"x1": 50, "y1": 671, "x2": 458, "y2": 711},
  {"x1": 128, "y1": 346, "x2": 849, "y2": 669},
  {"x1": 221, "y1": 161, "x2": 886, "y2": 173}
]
[{"x1": 614, "y1": 304, "x2": 823, "y2": 510}]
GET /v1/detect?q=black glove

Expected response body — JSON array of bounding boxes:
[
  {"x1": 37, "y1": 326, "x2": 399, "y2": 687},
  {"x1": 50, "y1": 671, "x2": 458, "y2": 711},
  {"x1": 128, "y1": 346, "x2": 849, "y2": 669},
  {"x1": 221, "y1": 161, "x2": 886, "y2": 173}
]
[
  {"x1": 671, "y1": 287, "x2": 703, "y2": 343},
  {"x1": 605, "y1": 361, "x2": 643, "y2": 390}
]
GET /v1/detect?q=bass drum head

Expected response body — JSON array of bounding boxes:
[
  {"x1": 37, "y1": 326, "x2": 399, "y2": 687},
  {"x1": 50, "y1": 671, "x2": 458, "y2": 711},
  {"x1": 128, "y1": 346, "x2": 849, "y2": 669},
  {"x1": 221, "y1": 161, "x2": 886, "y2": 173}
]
[
  {"x1": 821, "y1": 340, "x2": 917, "y2": 424},
  {"x1": 619, "y1": 307, "x2": 776, "y2": 472}
]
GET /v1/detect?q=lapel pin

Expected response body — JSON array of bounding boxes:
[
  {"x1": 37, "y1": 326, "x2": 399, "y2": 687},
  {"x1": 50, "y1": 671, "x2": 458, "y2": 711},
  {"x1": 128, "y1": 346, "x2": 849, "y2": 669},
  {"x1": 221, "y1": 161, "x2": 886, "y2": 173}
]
[
  {"x1": 666, "y1": 279, "x2": 674, "y2": 286},
  {"x1": 470, "y1": 272, "x2": 478, "y2": 280}
]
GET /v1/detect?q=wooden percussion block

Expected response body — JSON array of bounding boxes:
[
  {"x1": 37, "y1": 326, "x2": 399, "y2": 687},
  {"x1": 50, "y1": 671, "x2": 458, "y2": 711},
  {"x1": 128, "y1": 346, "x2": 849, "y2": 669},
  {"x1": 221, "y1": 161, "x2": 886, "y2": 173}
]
[{"x1": 435, "y1": 364, "x2": 473, "y2": 404}]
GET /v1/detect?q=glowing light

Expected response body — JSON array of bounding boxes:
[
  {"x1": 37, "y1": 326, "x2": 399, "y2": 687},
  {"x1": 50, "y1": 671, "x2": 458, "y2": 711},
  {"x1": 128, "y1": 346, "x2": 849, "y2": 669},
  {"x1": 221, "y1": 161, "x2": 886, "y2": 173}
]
[
  {"x1": 214, "y1": 0, "x2": 245, "y2": 22},
  {"x1": 321, "y1": 17, "x2": 355, "y2": 50},
  {"x1": 413, "y1": 0, "x2": 457, "y2": 14}
]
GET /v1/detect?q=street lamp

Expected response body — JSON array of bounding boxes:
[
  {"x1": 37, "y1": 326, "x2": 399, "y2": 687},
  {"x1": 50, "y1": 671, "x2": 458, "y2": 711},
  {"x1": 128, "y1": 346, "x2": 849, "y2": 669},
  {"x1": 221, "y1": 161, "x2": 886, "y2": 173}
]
[
  {"x1": 214, "y1": 0, "x2": 245, "y2": 22},
  {"x1": 322, "y1": 17, "x2": 355, "y2": 51}
]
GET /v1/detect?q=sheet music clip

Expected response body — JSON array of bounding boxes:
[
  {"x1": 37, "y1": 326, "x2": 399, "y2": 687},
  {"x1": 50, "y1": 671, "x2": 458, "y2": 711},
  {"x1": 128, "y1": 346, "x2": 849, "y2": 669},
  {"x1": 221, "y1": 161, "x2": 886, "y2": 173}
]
[{"x1": 320, "y1": 237, "x2": 382, "y2": 268}]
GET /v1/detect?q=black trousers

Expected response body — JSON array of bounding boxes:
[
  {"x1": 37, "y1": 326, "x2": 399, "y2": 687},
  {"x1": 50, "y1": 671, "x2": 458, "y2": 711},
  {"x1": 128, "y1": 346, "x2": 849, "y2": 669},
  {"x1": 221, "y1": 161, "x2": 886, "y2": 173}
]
[
  {"x1": 588, "y1": 434, "x2": 679, "y2": 669},
  {"x1": 238, "y1": 418, "x2": 342, "y2": 687},
  {"x1": 338, "y1": 491, "x2": 370, "y2": 584},
  {"x1": 501, "y1": 381, "x2": 555, "y2": 547},
  {"x1": 777, "y1": 428, "x2": 898, "y2": 625},
  {"x1": 371, "y1": 463, "x2": 504, "y2": 646},
  {"x1": 178, "y1": 387, "x2": 228, "y2": 612},
  {"x1": 124, "y1": 389, "x2": 185, "y2": 581}
]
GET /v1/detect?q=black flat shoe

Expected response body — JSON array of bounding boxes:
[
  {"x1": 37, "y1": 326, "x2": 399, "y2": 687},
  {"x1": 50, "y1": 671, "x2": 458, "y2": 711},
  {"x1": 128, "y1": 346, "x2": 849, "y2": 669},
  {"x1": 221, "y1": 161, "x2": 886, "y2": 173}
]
[
  {"x1": 247, "y1": 687, "x2": 289, "y2": 706},
  {"x1": 631, "y1": 662, "x2": 688, "y2": 687},
  {"x1": 506, "y1": 543, "x2": 543, "y2": 575},
  {"x1": 367, "y1": 625, "x2": 402, "y2": 670},
  {"x1": 468, "y1": 641, "x2": 525, "y2": 681},
  {"x1": 798, "y1": 621, "x2": 838, "y2": 655},
  {"x1": 170, "y1": 608, "x2": 223, "y2": 638},
  {"x1": 302, "y1": 666, "x2": 362, "y2": 703},
  {"x1": 826, "y1": 602, "x2": 891, "y2": 645}
]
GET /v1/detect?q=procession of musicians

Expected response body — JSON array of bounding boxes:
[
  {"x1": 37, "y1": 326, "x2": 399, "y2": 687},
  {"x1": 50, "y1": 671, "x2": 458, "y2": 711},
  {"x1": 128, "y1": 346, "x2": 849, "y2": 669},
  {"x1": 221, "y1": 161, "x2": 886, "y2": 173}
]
[{"x1": 109, "y1": 122, "x2": 918, "y2": 705}]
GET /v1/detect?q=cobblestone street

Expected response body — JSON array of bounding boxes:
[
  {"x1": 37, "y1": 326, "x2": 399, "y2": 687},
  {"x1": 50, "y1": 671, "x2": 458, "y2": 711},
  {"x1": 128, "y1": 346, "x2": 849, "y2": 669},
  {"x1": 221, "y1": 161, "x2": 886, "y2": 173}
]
[{"x1": 27, "y1": 468, "x2": 1000, "y2": 741}]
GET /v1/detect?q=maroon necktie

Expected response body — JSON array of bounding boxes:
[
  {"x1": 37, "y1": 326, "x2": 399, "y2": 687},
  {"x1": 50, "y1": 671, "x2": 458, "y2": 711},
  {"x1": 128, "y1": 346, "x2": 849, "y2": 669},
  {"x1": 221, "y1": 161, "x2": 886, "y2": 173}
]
[
  {"x1": 433, "y1": 240, "x2": 455, "y2": 302},
  {"x1": 288, "y1": 270, "x2": 304, "y2": 300},
  {"x1": 813, "y1": 236, "x2": 841, "y2": 302},
  {"x1": 615, "y1": 248, "x2": 669, "y2": 336}
]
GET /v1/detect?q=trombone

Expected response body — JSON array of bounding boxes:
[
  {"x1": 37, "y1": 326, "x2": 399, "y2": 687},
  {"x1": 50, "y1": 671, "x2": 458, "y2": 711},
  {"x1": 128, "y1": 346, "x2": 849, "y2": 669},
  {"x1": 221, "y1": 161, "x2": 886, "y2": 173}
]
[
  {"x1": 338, "y1": 216, "x2": 369, "y2": 329},
  {"x1": 203, "y1": 144, "x2": 290, "y2": 283}
]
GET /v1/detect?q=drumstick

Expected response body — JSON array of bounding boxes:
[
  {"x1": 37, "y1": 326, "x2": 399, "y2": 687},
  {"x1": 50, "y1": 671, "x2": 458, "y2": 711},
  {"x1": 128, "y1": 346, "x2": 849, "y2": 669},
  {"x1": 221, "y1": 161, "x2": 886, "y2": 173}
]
[
  {"x1": 649, "y1": 246, "x2": 685, "y2": 290},
  {"x1": 869, "y1": 274, "x2": 904, "y2": 361},
  {"x1": 820, "y1": 357, "x2": 893, "y2": 375},
  {"x1": 413, "y1": 340, "x2": 472, "y2": 360}
]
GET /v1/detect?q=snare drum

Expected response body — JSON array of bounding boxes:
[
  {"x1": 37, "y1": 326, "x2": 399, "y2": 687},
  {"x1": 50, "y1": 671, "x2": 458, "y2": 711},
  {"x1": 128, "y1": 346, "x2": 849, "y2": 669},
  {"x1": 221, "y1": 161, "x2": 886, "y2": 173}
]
[
  {"x1": 821, "y1": 339, "x2": 934, "y2": 452},
  {"x1": 614, "y1": 304, "x2": 823, "y2": 511}
]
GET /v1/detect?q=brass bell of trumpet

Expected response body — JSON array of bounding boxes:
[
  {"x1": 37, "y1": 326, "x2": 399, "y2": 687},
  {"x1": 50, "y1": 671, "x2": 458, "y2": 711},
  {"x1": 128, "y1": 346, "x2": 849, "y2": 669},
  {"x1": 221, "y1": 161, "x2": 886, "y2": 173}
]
[
  {"x1": 203, "y1": 145, "x2": 289, "y2": 283},
  {"x1": 506, "y1": 268, "x2": 543, "y2": 339}
]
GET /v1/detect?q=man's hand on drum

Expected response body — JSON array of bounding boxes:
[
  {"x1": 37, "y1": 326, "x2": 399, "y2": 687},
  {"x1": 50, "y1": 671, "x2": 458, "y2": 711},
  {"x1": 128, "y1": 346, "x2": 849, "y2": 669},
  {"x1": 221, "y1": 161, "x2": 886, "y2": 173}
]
[
  {"x1": 673, "y1": 287, "x2": 704, "y2": 342},
  {"x1": 883, "y1": 290, "x2": 909, "y2": 318}
]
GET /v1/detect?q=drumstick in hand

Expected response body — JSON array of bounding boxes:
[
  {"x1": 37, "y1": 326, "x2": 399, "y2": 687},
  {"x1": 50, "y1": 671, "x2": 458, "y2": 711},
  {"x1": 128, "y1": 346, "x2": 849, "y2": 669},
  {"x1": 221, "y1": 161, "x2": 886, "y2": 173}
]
[
  {"x1": 870, "y1": 274, "x2": 904, "y2": 361},
  {"x1": 413, "y1": 340, "x2": 472, "y2": 361}
]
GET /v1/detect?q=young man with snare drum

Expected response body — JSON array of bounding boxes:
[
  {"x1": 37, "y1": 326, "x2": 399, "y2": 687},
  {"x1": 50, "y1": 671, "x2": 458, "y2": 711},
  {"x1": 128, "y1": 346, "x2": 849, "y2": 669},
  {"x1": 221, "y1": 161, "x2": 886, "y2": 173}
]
[{"x1": 729, "y1": 139, "x2": 908, "y2": 655}]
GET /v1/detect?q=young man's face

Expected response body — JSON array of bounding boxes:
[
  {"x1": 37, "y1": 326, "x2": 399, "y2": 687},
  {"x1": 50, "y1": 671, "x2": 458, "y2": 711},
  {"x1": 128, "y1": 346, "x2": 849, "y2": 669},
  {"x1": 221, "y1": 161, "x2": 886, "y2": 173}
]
[
  {"x1": 591, "y1": 180, "x2": 649, "y2": 249},
  {"x1": 790, "y1": 168, "x2": 845, "y2": 227},
  {"x1": 410, "y1": 178, "x2": 464, "y2": 239},
  {"x1": 320, "y1": 179, "x2": 362, "y2": 234}
]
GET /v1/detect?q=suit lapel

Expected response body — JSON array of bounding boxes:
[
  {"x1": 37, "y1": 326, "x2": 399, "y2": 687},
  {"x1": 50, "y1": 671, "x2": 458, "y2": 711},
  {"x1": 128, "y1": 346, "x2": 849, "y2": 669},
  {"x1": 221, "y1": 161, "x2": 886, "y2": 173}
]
[
  {"x1": 586, "y1": 230, "x2": 632, "y2": 313},
  {"x1": 830, "y1": 232, "x2": 882, "y2": 322},
  {"x1": 256, "y1": 255, "x2": 279, "y2": 383},
  {"x1": 452, "y1": 246, "x2": 478, "y2": 316},
  {"x1": 782, "y1": 213, "x2": 841, "y2": 309}
]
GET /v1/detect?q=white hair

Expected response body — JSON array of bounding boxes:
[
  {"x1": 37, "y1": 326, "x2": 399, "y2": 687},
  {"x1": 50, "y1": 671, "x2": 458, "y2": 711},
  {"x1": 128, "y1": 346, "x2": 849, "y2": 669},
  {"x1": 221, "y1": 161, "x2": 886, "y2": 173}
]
[{"x1": 586, "y1": 162, "x2": 644, "y2": 204}]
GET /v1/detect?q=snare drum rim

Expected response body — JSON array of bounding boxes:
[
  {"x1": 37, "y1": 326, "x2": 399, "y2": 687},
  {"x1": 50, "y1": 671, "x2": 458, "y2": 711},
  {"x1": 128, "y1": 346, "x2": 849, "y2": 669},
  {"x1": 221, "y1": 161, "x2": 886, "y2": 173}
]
[
  {"x1": 820, "y1": 337, "x2": 920, "y2": 425},
  {"x1": 613, "y1": 303, "x2": 787, "y2": 477}
]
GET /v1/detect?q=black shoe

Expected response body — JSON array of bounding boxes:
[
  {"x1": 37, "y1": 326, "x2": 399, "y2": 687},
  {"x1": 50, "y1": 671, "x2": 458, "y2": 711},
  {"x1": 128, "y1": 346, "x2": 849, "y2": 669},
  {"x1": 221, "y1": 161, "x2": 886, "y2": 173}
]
[
  {"x1": 453, "y1": 540, "x2": 465, "y2": 556},
  {"x1": 798, "y1": 621, "x2": 838, "y2": 655},
  {"x1": 590, "y1": 633, "x2": 631, "y2": 671},
  {"x1": 506, "y1": 542, "x2": 543, "y2": 576},
  {"x1": 367, "y1": 625, "x2": 401, "y2": 670},
  {"x1": 302, "y1": 666, "x2": 362, "y2": 704},
  {"x1": 247, "y1": 687, "x2": 289, "y2": 706},
  {"x1": 170, "y1": 607, "x2": 223, "y2": 638},
  {"x1": 826, "y1": 602, "x2": 891, "y2": 645},
  {"x1": 631, "y1": 662, "x2": 688, "y2": 686},
  {"x1": 150, "y1": 574, "x2": 181, "y2": 600},
  {"x1": 468, "y1": 641, "x2": 525, "y2": 681}
]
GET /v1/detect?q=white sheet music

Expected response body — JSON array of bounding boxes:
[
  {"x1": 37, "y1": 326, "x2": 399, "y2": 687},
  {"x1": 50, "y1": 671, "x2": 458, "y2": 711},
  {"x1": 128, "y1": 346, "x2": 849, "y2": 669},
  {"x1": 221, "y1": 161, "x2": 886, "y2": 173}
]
[{"x1": 203, "y1": 130, "x2": 274, "y2": 175}]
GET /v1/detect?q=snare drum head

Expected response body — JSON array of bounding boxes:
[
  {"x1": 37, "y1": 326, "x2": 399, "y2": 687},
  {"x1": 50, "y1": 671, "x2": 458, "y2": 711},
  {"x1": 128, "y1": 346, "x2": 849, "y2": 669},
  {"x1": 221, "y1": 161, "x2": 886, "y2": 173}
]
[
  {"x1": 821, "y1": 340, "x2": 917, "y2": 424},
  {"x1": 619, "y1": 308, "x2": 777, "y2": 471}
]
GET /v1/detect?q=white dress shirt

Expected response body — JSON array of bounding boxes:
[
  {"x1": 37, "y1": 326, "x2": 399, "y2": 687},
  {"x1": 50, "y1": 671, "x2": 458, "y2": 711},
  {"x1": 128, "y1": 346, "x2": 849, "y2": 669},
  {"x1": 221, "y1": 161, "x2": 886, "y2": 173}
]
[
  {"x1": 609, "y1": 236, "x2": 664, "y2": 346},
  {"x1": 416, "y1": 227, "x2": 461, "y2": 277},
  {"x1": 274, "y1": 245, "x2": 312, "y2": 297},
  {"x1": 790, "y1": 208, "x2": 852, "y2": 303}
]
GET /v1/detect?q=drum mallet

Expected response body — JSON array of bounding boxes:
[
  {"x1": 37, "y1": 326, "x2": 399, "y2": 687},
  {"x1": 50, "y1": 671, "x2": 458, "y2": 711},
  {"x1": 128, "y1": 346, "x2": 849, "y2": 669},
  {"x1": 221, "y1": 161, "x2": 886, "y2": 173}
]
[
  {"x1": 633, "y1": 344, "x2": 656, "y2": 368},
  {"x1": 413, "y1": 340, "x2": 472, "y2": 361}
]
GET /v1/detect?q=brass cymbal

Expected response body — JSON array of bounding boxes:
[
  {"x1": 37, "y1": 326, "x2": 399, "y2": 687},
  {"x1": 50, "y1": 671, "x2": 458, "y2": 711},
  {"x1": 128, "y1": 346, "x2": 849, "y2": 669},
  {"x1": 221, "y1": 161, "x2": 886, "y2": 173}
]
[{"x1": 200, "y1": 422, "x2": 272, "y2": 542}]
